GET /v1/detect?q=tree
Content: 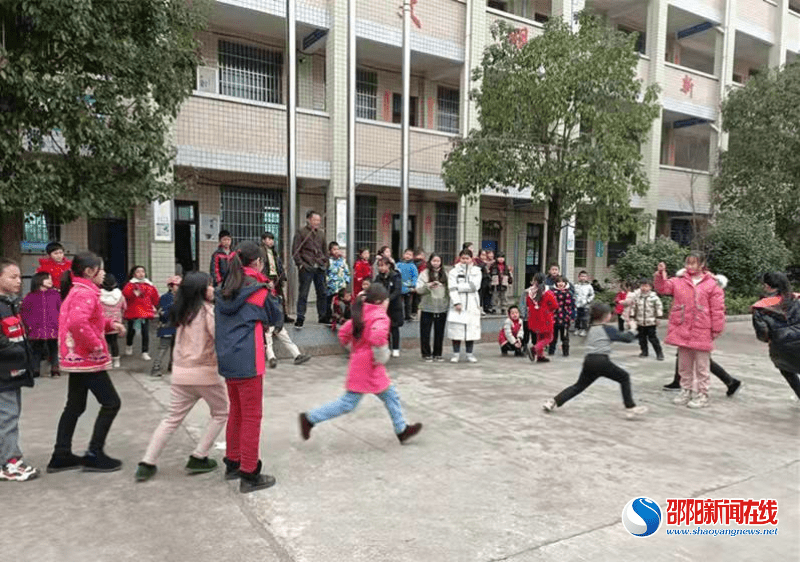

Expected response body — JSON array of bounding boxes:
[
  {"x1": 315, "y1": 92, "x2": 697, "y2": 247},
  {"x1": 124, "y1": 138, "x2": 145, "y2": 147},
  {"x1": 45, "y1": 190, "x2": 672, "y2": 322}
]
[
  {"x1": 0, "y1": 0, "x2": 208, "y2": 260},
  {"x1": 613, "y1": 236, "x2": 689, "y2": 283},
  {"x1": 715, "y1": 61, "x2": 800, "y2": 264},
  {"x1": 441, "y1": 13, "x2": 660, "y2": 265}
]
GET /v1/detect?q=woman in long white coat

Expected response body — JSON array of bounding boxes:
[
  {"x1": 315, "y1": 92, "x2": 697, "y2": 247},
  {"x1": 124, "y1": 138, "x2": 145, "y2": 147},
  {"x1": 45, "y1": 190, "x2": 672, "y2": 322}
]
[{"x1": 447, "y1": 249, "x2": 483, "y2": 363}]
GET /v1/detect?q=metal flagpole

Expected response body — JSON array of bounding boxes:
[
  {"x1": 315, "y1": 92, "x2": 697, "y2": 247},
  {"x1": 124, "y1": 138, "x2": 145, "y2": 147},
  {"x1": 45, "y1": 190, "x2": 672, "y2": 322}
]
[
  {"x1": 286, "y1": 0, "x2": 298, "y2": 309},
  {"x1": 347, "y1": 0, "x2": 357, "y2": 267},
  {"x1": 401, "y1": 0, "x2": 411, "y2": 254}
]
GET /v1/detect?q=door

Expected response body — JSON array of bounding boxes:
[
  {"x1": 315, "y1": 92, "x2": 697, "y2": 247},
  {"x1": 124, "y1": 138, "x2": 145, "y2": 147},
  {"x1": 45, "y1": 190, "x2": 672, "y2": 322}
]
[
  {"x1": 392, "y1": 214, "x2": 416, "y2": 259},
  {"x1": 524, "y1": 223, "x2": 543, "y2": 284},
  {"x1": 174, "y1": 201, "x2": 199, "y2": 274},
  {"x1": 88, "y1": 218, "x2": 128, "y2": 287}
]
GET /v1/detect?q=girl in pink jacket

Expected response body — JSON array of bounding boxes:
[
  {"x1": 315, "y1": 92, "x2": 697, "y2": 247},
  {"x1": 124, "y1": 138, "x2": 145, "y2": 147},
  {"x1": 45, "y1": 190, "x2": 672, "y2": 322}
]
[
  {"x1": 654, "y1": 252, "x2": 726, "y2": 409},
  {"x1": 47, "y1": 252, "x2": 127, "y2": 474},
  {"x1": 298, "y1": 283, "x2": 423, "y2": 444}
]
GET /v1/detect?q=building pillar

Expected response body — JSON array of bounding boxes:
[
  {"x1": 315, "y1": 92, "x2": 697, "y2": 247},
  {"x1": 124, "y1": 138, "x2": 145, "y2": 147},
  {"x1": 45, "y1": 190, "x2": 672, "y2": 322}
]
[
  {"x1": 769, "y1": 0, "x2": 788, "y2": 68},
  {"x1": 718, "y1": 0, "x2": 737, "y2": 152},
  {"x1": 326, "y1": 1, "x2": 348, "y2": 248}
]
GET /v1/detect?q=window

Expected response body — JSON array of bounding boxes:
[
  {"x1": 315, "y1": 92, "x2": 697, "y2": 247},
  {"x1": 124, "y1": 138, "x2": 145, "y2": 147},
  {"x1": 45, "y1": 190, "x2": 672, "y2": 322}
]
[
  {"x1": 23, "y1": 211, "x2": 60, "y2": 246},
  {"x1": 392, "y1": 93, "x2": 418, "y2": 127},
  {"x1": 482, "y1": 220, "x2": 502, "y2": 254},
  {"x1": 356, "y1": 69, "x2": 378, "y2": 120},
  {"x1": 574, "y1": 224, "x2": 588, "y2": 269},
  {"x1": 606, "y1": 232, "x2": 637, "y2": 266},
  {"x1": 437, "y1": 86, "x2": 460, "y2": 134},
  {"x1": 434, "y1": 202, "x2": 458, "y2": 264},
  {"x1": 220, "y1": 187, "x2": 282, "y2": 246},
  {"x1": 670, "y1": 217, "x2": 694, "y2": 247},
  {"x1": 218, "y1": 40, "x2": 283, "y2": 103},
  {"x1": 354, "y1": 195, "x2": 377, "y2": 253}
]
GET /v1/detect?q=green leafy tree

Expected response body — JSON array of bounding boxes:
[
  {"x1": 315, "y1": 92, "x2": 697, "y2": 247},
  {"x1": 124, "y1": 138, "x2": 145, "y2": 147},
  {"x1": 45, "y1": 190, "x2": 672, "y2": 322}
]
[
  {"x1": 442, "y1": 13, "x2": 660, "y2": 264},
  {"x1": 613, "y1": 236, "x2": 689, "y2": 283},
  {"x1": 705, "y1": 211, "x2": 791, "y2": 297},
  {"x1": 715, "y1": 61, "x2": 800, "y2": 264},
  {"x1": 0, "y1": 0, "x2": 208, "y2": 259}
]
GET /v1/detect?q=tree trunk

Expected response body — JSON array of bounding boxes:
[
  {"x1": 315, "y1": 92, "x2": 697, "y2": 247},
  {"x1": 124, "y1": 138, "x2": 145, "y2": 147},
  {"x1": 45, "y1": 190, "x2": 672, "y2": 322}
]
[
  {"x1": 0, "y1": 211, "x2": 23, "y2": 263},
  {"x1": 545, "y1": 196, "x2": 561, "y2": 272}
]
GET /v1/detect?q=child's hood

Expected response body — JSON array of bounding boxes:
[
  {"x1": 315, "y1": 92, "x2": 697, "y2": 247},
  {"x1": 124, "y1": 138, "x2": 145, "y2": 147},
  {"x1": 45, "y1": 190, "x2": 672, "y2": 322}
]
[
  {"x1": 675, "y1": 268, "x2": 727, "y2": 288},
  {"x1": 128, "y1": 277, "x2": 154, "y2": 286},
  {"x1": 214, "y1": 282, "x2": 263, "y2": 316},
  {"x1": 100, "y1": 288, "x2": 123, "y2": 306}
]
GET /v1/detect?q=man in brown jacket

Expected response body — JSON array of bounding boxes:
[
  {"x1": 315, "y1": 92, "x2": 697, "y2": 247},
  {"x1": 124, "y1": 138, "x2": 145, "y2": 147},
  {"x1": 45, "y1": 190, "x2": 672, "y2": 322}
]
[{"x1": 291, "y1": 210, "x2": 329, "y2": 329}]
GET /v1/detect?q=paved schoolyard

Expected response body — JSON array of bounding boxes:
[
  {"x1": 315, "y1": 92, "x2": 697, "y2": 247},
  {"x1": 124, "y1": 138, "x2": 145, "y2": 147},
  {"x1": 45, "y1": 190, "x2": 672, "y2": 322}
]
[{"x1": 6, "y1": 321, "x2": 799, "y2": 561}]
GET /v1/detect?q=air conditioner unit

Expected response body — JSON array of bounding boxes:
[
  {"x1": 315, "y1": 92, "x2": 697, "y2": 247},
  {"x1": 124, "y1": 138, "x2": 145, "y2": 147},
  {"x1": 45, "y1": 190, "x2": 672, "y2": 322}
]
[{"x1": 196, "y1": 66, "x2": 218, "y2": 94}]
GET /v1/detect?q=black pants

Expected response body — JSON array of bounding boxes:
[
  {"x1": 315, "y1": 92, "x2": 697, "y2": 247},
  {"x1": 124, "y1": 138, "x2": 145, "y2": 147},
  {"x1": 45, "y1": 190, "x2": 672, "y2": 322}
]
[
  {"x1": 403, "y1": 293, "x2": 414, "y2": 319},
  {"x1": 390, "y1": 326, "x2": 400, "y2": 351},
  {"x1": 671, "y1": 354, "x2": 736, "y2": 387},
  {"x1": 452, "y1": 340, "x2": 474, "y2": 354},
  {"x1": 501, "y1": 342, "x2": 524, "y2": 356},
  {"x1": 780, "y1": 370, "x2": 800, "y2": 398},
  {"x1": 105, "y1": 333, "x2": 119, "y2": 358},
  {"x1": 30, "y1": 338, "x2": 59, "y2": 374},
  {"x1": 411, "y1": 293, "x2": 421, "y2": 315},
  {"x1": 555, "y1": 354, "x2": 636, "y2": 408},
  {"x1": 126, "y1": 319, "x2": 150, "y2": 353},
  {"x1": 419, "y1": 311, "x2": 446, "y2": 358},
  {"x1": 548, "y1": 324, "x2": 569, "y2": 355},
  {"x1": 54, "y1": 371, "x2": 121, "y2": 455},
  {"x1": 637, "y1": 325, "x2": 663, "y2": 357},
  {"x1": 521, "y1": 324, "x2": 538, "y2": 348},
  {"x1": 618, "y1": 316, "x2": 625, "y2": 331},
  {"x1": 297, "y1": 266, "x2": 327, "y2": 322}
]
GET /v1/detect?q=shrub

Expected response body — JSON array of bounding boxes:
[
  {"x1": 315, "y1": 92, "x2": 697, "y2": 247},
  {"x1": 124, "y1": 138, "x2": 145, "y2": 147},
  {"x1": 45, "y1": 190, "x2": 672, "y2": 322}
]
[
  {"x1": 613, "y1": 237, "x2": 689, "y2": 283},
  {"x1": 705, "y1": 212, "x2": 791, "y2": 297},
  {"x1": 725, "y1": 294, "x2": 759, "y2": 315}
]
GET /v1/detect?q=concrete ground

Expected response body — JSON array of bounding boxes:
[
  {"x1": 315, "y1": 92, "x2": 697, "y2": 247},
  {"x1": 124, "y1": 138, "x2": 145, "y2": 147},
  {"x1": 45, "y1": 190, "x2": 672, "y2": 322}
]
[{"x1": 4, "y1": 321, "x2": 799, "y2": 562}]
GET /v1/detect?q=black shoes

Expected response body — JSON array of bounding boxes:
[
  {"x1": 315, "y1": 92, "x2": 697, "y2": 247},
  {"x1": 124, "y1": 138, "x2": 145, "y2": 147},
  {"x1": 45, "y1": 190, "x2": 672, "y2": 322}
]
[
  {"x1": 639, "y1": 353, "x2": 649, "y2": 358},
  {"x1": 663, "y1": 380, "x2": 681, "y2": 391},
  {"x1": 726, "y1": 379, "x2": 742, "y2": 397},
  {"x1": 82, "y1": 450, "x2": 122, "y2": 472},
  {"x1": 46, "y1": 452, "x2": 83, "y2": 473},
  {"x1": 397, "y1": 422, "x2": 423, "y2": 444},
  {"x1": 299, "y1": 413, "x2": 314, "y2": 440},
  {"x1": 223, "y1": 457, "x2": 240, "y2": 480},
  {"x1": 238, "y1": 460, "x2": 277, "y2": 494},
  {"x1": 537, "y1": 356, "x2": 550, "y2": 363},
  {"x1": 269, "y1": 358, "x2": 278, "y2": 369},
  {"x1": 294, "y1": 318, "x2": 304, "y2": 330},
  {"x1": 294, "y1": 354, "x2": 311, "y2": 365}
]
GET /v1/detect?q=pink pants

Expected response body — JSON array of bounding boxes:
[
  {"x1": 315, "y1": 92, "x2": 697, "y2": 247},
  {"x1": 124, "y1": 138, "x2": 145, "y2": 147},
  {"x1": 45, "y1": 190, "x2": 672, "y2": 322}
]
[
  {"x1": 225, "y1": 375, "x2": 263, "y2": 473},
  {"x1": 142, "y1": 381, "x2": 229, "y2": 465},
  {"x1": 677, "y1": 347, "x2": 711, "y2": 395},
  {"x1": 533, "y1": 331, "x2": 553, "y2": 357}
]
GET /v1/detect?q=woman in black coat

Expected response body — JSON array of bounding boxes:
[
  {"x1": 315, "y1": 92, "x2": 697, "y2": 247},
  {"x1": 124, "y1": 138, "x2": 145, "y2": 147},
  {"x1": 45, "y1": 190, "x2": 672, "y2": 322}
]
[
  {"x1": 374, "y1": 257, "x2": 404, "y2": 356},
  {"x1": 752, "y1": 272, "x2": 800, "y2": 399}
]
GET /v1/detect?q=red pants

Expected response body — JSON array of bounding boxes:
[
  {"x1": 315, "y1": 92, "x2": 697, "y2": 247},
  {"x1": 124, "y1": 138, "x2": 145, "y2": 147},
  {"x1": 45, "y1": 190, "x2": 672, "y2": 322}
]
[
  {"x1": 225, "y1": 375, "x2": 263, "y2": 473},
  {"x1": 532, "y1": 331, "x2": 553, "y2": 357}
]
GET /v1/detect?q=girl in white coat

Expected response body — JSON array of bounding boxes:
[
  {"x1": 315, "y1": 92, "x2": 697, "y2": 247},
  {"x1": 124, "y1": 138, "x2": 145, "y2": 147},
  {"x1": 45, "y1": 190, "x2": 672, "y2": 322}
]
[{"x1": 447, "y1": 249, "x2": 483, "y2": 363}]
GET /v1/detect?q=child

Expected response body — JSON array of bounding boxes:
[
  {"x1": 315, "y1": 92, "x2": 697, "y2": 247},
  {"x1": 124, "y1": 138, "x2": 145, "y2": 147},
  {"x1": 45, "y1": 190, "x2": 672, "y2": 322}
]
[
  {"x1": 396, "y1": 248, "x2": 419, "y2": 321},
  {"x1": 100, "y1": 274, "x2": 126, "y2": 368},
  {"x1": 214, "y1": 241, "x2": 277, "y2": 493},
  {"x1": 210, "y1": 229, "x2": 233, "y2": 288},
  {"x1": 21, "y1": 272, "x2": 61, "y2": 377},
  {"x1": 330, "y1": 288, "x2": 352, "y2": 331},
  {"x1": 416, "y1": 253, "x2": 448, "y2": 362},
  {"x1": 122, "y1": 265, "x2": 160, "y2": 360},
  {"x1": 353, "y1": 247, "x2": 372, "y2": 297},
  {"x1": 654, "y1": 252, "x2": 726, "y2": 409},
  {"x1": 374, "y1": 257, "x2": 404, "y2": 357},
  {"x1": 326, "y1": 242, "x2": 351, "y2": 321},
  {"x1": 525, "y1": 272, "x2": 558, "y2": 363},
  {"x1": 614, "y1": 281, "x2": 628, "y2": 332},
  {"x1": 298, "y1": 284, "x2": 423, "y2": 444},
  {"x1": 630, "y1": 278, "x2": 664, "y2": 360},
  {"x1": 135, "y1": 272, "x2": 229, "y2": 482},
  {"x1": 447, "y1": 249, "x2": 482, "y2": 363},
  {"x1": 489, "y1": 252, "x2": 513, "y2": 315},
  {"x1": 548, "y1": 276, "x2": 575, "y2": 357},
  {"x1": 623, "y1": 281, "x2": 638, "y2": 332},
  {"x1": 36, "y1": 242, "x2": 72, "y2": 286},
  {"x1": 0, "y1": 257, "x2": 39, "y2": 482},
  {"x1": 499, "y1": 306, "x2": 526, "y2": 357},
  {"x1": 151, "y1": 276, "x2": 181, "y2": 377},
  {"x1": 478, "y1": 249, "x2": 492, "y2": 314},
  {"x1": 358, "y1": 277, "x2": 372, "y2": 297},
  {"x1": 372, "y1": 246, "x2": 394, "y2": 279},
  {"x1": 264, "y1": 276, "x2": 311, "y2": 369},
  {"x1": 573, "y1": 270, "x2": 595, "y2": 336},
  {"x1": 47, "y1": 252, "x2": 127, "y2": 473},
  {"x1": 411, "y1": 248, "x2": 427, "y2": 317},
  {"x1": 542, "y1": 302, "x2": 647, "y2": 419}
]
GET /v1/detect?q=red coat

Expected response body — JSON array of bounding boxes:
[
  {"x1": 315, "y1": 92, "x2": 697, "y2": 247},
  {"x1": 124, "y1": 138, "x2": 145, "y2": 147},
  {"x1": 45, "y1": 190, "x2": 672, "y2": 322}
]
[
  {"x1": 353, "y1": 259, "x2": 372, "y2": 296},
  {"x1": 526, "y1": 290, "x2": 558, "y2": 334},
  {"x1": 122, "y1": 279, "x2": 160, "y2": 320},
  {"x1": 59, "y1": 277, "x2": 115, "y2": 373},
  {"x1": 37, "y1": 257, "x2": 72, "y2": 285}
]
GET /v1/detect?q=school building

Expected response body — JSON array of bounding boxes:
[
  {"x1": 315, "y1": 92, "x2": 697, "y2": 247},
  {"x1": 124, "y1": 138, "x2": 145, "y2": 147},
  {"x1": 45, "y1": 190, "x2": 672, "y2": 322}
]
[{"x1": 19, "y1": 0, "x2": 800, "y2": 296}]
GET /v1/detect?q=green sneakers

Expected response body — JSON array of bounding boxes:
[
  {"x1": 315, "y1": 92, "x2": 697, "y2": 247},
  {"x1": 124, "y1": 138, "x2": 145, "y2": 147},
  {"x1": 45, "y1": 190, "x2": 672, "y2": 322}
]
[
  {"x1": 135, "y1": 462, "x2": 157, "y2": 482},
  {"x1": 185, "y1": 456, "x2": 218, "y2": 474}
]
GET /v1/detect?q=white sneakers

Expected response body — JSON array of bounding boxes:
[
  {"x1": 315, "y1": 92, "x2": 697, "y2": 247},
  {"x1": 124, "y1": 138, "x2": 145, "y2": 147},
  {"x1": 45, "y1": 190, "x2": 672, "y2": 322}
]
[
  {"x1": 125, "y1": 346, "x2": 133, "y2": 356},
  {"x1": 542, "y1": 398, "x2": 557, "y2": 412},
  {"x1": 465, "y1": 354, "x2": 478, "y2": 363},
  {"x1": 142, "y1": 352, "x2": 152, "y2": 361},
  {"x1": 687, "y1": 393, "x2": 710, "y2": 409},
  {"x1": 673, "y1": 389, "x2": 693, "y2": 405},
  {"x1": 673, "y1": 389, "x2": 710, "y2": 408},
  {"x1": 450, "y1": 355, "x2": 460, "y2": 363},
  {"x1": 112, "y1": 357, "x2": 120, "y2": 368},
  {"x1": 391, "y1": 349, "x2": 400, "y2": 358},
  {"x1": 0, "y1": 458, "x2": 39, "y2": 482},
  {"x1": 626, "y1": 405, "x2": 648, "y2": 419}
]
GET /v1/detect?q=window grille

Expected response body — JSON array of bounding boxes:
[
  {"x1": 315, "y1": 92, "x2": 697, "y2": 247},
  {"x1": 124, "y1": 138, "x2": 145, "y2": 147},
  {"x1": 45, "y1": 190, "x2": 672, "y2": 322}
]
[
  {"x1": 437, "y1": 86, "x2": 460, "y2": 134},
  {"x1": 220, "y1": 187, "x2": 282, "y2": 247},
  {"x1": 23, "y1": 211, "x2": 60, "y2": 244},
  {"x1": 670, "y1": 218, "x2": 694, "y2": 248},
  {"x1": 356, "y1": 69, "x2": 377, "y2": 120},
  {"x1": 218, "y1": 40, "x2": 283, "y2": 103},
  {"x1": 354, "y1": 195, "x2": 377, "y2": 253},
  {"x1": 607, "y1": 232, "x2": 637, "y2": 266},
  {"x1": 434, "y1": 202, "x2": 458, "y2": 264},
  {"x1": 574, "y1": 224, "x2": 588, "y2": 268}
]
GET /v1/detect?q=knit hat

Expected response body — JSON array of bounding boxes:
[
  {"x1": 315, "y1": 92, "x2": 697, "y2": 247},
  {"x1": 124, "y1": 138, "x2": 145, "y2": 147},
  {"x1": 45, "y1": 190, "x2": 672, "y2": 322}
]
[
  {"x1": 45, "y1": 241, "x2": 64, "y2": 255},
  {"x1": 166, "y1": 275, "x2": 182, "y2": 287}
]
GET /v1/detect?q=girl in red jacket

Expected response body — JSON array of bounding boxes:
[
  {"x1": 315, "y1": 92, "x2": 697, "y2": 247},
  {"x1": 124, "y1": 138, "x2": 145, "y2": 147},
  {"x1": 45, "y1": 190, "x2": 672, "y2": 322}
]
[
  {"x1": 122, "y1": 265, "x2": 160, "y2": 360},
  {"x1": 47, "y1": 252, "x2": 127, "y2": 474},
  {"x1": 352, "y1": 247, "x2": 372, "y2": 297},
  {"x1": 525, "y1": 272, "x2": 559, "y2": 362}
]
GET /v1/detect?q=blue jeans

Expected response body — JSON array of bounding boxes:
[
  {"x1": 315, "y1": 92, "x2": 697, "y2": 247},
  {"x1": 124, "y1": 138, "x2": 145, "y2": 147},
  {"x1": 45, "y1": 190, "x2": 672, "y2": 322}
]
[
  {"x1": 297, "y1": 266, "x2": 327, "y2": 322},
  {"x1": 307, "y1": 385, "x2": 407, "y2": 433}
]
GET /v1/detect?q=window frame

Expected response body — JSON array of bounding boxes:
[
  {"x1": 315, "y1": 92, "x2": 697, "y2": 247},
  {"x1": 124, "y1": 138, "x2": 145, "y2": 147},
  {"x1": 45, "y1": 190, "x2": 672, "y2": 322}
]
[
  {"x1": 356, "y1": 69, "x2": 378, "y2": 120},
  {"x1": 437, "y1": 86, "x2": 460, "y2": 134},
  {"x1": 218, "y1": 39, "x2": 283, "y2": 104}
]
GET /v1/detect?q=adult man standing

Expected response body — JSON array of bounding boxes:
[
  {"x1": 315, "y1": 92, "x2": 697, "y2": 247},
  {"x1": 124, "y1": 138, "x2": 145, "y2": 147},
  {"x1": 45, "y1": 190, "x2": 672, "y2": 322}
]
[
  {"x1": 261, "y1": 232, "x2": 294, "y2": 324},
  {"x1": 291, "y1": 210, "x2": 328, "y2": 329},
  {"x1": 209, "y1": 230, "x2": 233, "y2": 288}
]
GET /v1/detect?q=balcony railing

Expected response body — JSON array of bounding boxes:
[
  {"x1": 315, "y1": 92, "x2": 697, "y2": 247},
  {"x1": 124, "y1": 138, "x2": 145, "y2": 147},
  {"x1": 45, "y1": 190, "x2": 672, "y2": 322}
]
[
  {"x1": 663, "y1": 63, "x2": 719, "y2": 114},
  {"x1": 485, "y1": 8, "x2": 545, "y2": 47},
  {"x1": 657, "y1": 165, "x2": 712, "y2": 214},
  {"x1": 737, "y1": 0, "x2": 778, "y2": 36}
]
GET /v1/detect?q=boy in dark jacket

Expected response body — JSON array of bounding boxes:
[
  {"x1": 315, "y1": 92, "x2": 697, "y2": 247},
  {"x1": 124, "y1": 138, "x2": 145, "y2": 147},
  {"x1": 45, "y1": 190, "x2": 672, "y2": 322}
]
[
  {"x1": 151, "y1": 276, "x2": 181, "y2": 376},
  {"x1": 209, "y1": 230, "x2": 233, "y2": 287},
  {"x1": 0, "y1": 258, "x2": 39, "y2": 481}
]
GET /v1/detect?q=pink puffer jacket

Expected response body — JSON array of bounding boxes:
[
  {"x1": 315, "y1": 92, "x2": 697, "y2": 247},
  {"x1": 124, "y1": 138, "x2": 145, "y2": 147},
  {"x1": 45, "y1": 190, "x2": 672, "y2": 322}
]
[
  {"x1": 653, "y1": 269, "x2": 726, "y2": 352},
  {"x1": 338, "y1": 302, "x2": 391, "y2": 394},
  {"x1": 59, "y1": 277, "x2": 116, "y2": 372}
]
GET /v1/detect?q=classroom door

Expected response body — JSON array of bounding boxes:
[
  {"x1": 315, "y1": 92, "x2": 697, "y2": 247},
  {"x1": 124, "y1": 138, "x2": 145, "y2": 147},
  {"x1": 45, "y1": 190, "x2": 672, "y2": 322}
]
[
  {"x1": 392, "y1": 215, "x2": 416, "y2": 259},
  {"x1": 88, "y1": 218, "x2": 128, "y2": 286},
  {"x1": 174, "y1": 201, "x2": 199, "y2": 274}
]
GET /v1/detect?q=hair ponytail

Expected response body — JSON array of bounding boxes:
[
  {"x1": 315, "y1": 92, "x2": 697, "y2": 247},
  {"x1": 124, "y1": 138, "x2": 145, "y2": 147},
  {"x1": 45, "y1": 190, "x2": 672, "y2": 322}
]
[
  {"x1": 61, "y1": 251, "x2": 102, "y2": 299},
  {"x1": 352, "y1": 283, "x2": 389, "y2": 340},
  {"x1": 221, "y1": 240, "x2": 265, "y2": 300}
]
